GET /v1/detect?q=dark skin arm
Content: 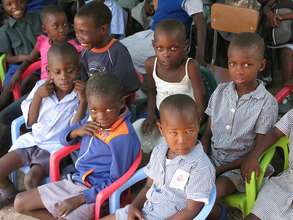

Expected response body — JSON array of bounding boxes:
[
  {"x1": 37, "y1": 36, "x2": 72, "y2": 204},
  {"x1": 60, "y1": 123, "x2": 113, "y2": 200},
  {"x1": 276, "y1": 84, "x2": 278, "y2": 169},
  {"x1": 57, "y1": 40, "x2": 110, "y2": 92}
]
[
  {"x1": 216, "y1": 134, "x2": 264, "y2": 176},
  {"x1": 200, "y1": 118, "x2": 212, "y2": 154},
  {"x1": 187, "y1": 59, "x2": 205, "y2": 120},
  {"x1": 192, "y1": 12, "x2": 206, "y2": 65},
  {"x1": 55, "y1": 194, "x2": 86, "y2": 218},
  {"x1": 166, "y1": 200, "x2": 204, "y2": 220},
  {"x1": 6, "y1": 53, "x2": 31, "y2": 64},
  {"x1": 71, "y1": 80, "x2": 87, "y2": 124},
  {"x1": 241, "y1": 127, "x2": 284, "y2": 182},
  {"x1": 141, "y1": 57, "x2": 157, "y2": 134},
  {"x1": 127, "y1": 177, "x2": 153, "y2": 220},
  {"x1": 9, "y1": 45, "x2": 40, "y2": 89},
  {"x1": 27, "y1": 79, "x2": 54, "y2": 127}
]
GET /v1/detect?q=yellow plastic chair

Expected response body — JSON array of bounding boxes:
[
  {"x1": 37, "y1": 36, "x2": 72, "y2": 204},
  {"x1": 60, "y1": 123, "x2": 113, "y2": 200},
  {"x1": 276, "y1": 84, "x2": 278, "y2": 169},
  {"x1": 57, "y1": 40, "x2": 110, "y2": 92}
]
[
  {"x1": 221, "y1": 136, "x2": 289, "y2": 217},
  {"x1": 0, "y1": 54, "x2": 6, "y2": 84}
]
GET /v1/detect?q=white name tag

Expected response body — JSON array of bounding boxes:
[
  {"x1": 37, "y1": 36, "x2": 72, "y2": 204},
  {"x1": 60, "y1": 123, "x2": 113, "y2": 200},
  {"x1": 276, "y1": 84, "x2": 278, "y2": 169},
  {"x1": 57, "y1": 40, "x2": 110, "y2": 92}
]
[{"x1": 169, "y1": 169, "x2": 190, "y2": 191}]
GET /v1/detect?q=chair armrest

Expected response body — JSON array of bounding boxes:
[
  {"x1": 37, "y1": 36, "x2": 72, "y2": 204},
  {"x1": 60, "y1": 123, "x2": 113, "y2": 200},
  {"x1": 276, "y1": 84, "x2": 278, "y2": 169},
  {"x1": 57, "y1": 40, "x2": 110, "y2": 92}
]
[
  {"x1": 49, "y1": 143, "x2": 80, "y2": 182},
  {"x1": 244, "y1": 142, "x2": 276, "y2": 216},
  {"x1": 12, "y1": 60, "x2": 41, "y2": 100},
  {"x1": 194, "y1": 185, "x2": 217, "y2": 220},
  {"x1": 275, "y1": 85, "x2": 293, "y2": 104},
  {"x1": 95, "y1": 149, "x2": 142, "y2": 219},
  {"x1": 11, "y1": 116, "x2": 25, "y2": 144}
]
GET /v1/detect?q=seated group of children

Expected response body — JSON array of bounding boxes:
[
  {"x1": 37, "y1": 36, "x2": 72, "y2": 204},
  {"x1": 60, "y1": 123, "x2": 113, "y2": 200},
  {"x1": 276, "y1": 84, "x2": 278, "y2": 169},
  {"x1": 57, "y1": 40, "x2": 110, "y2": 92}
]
[{"x1": 0, "y1": 0, "x2": 292, "y2": 220}]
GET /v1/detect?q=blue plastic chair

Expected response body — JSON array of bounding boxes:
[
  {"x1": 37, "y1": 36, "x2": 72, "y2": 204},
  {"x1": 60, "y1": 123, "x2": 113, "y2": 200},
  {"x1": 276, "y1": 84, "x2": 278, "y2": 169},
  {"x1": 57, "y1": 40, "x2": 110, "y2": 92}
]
[
  {"x1": 109, "y1": 167, "x2": 217, "y2": 220},
  {"x1": 10, "y1": 116, "x2": 50, "y2": 187}
]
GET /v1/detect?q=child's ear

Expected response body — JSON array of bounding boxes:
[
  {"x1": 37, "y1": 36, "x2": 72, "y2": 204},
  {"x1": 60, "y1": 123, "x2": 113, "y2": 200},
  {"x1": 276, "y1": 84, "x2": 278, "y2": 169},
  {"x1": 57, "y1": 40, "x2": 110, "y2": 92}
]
[
  {"x1": 120, "y1": 96, "x2": 126, "y2": 109},
  {"x1": 259, "y1": 58, "x2": 266, "y2": 72},
  {"x1": 152, "y1": 40, "x2": 155, "y2": 49},
  {"x1": 156, "y1": 121, "x2": 164, "y2": 136},
  {"x1": 101, "y1": 24, "x2": 109, "y2": 35}
]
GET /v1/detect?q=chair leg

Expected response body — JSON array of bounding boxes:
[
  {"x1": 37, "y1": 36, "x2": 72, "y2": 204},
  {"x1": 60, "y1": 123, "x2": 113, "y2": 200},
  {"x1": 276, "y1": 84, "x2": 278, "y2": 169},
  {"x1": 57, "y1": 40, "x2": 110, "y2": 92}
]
[{"x1": 211, "y1": 30, "x2": 218, "y2": 66}]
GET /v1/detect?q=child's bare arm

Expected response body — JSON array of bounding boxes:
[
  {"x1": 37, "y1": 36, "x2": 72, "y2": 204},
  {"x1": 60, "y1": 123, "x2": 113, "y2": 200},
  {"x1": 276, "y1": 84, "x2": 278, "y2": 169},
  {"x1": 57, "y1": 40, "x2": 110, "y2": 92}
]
[
  {"x1": 27, "y1": 80, "x2": 54, "y2": 127},
  {"x1": 188, "y1": 59, "x2": 205, "y2": 120},
  {"x1": 200, "y1": 118, "x2": 212, "y2": 154},
  {"x1": 166, "y1": 200, "x2": 204, "y2": 220},
  {"x1": 142, "y1": 57, "x2": 157, "y2": 134},
  {"x1": 241, "y1": 128, "x2": 284, "y2": 182},
  {"x1": 55, "y1": 194, "x2": 86, "y2": 218},
  {"x1": 192, "y1": 12, "x2": 206, "y2": 65},
  {"x1": 128, "y1": 177, "x2": 153, "y2": 220},
  {"x1": 71, "y1": 80, "x2": 87, "y2": 124}
]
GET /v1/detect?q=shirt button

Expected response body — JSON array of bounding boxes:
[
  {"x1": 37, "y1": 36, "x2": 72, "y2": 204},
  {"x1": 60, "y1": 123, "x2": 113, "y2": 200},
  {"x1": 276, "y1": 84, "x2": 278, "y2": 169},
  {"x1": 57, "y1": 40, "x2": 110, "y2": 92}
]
[
  {"x1": 225, "y1": 125, "x2": 231, "y2": 130},
  {"x1": 231, "y1": 108, "x2": 235, "y2": 113}
]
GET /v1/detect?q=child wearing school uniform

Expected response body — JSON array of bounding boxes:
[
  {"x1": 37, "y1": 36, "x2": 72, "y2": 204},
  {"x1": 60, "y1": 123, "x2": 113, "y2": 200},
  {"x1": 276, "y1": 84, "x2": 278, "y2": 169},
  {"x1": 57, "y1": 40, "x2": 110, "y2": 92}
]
[
  {"x1": 102, "y1": 94, "x2": 215, "y2": 220},
  {"x1": 0, "y1": 42, "x2": 86, "y2": 207},
  {"x1": 201, "y1": 33, "x2": 278, "y2": 220},
  {"x1": 14, "y1": 73, "x2": 141, "y2": 220},
  {"x1": 242, "y1": 109, "x2": 293, "y2": 220}
]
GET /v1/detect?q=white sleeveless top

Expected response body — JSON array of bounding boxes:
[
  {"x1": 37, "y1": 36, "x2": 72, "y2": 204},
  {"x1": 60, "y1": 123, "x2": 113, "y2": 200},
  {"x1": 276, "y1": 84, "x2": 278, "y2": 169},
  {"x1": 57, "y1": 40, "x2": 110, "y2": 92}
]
[{"x1": 153, "y1": 57, "x2": 195, "y2": 109}]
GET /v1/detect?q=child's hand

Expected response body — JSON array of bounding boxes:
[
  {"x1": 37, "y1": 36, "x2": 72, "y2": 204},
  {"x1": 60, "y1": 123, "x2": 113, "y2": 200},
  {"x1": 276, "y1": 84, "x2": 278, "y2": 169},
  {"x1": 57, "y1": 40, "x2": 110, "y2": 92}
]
[
  {"x1": 36, "y1": 79, "x2": 54, "y2": 98},
  {"x1": 9, "y1": 71, "x2": 21, "y2": 89},
  {"x1": 127, "y1": 205, "x2": 144, "y2": 220},
  {"x1": 74, "y1": 80, "x2": 86, "y2": 103},
  {"x1": 141, "y1": 117, "x2": 156, "y2": 134},
  {"x1": 241, "y1": 154, "x2": 260, "y2": 183},
  {"x1": 71, "y1": 121, "x2": 99, "y2": 138},
  {"x1": 266, "y1": 10, "x2": 279, "y2": 27},
  {"x1": 55, "y1": 195, "x2": 85, "y2": 218}
]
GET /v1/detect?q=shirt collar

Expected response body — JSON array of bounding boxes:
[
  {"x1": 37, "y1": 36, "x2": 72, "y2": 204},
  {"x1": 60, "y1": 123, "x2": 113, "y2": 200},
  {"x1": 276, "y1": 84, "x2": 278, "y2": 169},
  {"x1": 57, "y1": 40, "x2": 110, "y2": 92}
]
[
  {"x1": 227, "y1": 79, "x2": 266, "y2": 101},
  {"x1": 157, "y1": 141, "x2": 204, "y2": 164},
  {"x1": 7, "y1": 12, "x2": 32, "y2": 28}
]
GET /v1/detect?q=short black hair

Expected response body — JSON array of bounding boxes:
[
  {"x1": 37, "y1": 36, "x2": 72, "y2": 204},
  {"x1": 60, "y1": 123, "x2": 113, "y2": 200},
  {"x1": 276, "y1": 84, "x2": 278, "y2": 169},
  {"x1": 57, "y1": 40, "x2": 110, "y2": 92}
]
[
  {"x1": 40, "y1": 5, "x2": 66, "y2": 24},
  {"x1": 154, "y1": 19, "x2": 187, "y2": 41},
  {"x1": 159, "y1": 94, "x2": 200, "y2": 127},
  {"x1": 76, "y1": 1, "x2": 112, "y2": 27},
  {"x1": 47, "y1": 42, "x2": 79, "y2": 64},
  {"x1": 229, "y1": 32, "x2": 265, "y2": 59},
  {"x1": 86, "y1": 72, "x2": 123, "y2": 102}
]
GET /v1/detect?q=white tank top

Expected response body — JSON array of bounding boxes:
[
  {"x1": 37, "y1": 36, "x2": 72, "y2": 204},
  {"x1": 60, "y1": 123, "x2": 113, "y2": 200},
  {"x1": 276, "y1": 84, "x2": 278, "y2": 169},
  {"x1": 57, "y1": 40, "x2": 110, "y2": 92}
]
[{"x1": 153, "y1": 57, "x2": 195, "y2": 109}]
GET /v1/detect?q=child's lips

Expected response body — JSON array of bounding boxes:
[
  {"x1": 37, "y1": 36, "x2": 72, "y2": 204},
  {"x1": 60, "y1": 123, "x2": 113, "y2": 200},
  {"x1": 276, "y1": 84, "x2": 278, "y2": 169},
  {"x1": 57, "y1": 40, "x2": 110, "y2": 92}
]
[{"x1": 13, "y1": 10, "x2": 23, "y2": 17}]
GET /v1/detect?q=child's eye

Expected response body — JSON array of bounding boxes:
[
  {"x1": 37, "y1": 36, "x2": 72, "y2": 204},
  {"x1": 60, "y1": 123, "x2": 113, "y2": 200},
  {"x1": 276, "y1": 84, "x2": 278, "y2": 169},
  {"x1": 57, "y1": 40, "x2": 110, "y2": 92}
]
[
  {"x1": 90, "y1": 109, "x2": 97, "y2": 114},
  {"x1": 156, "y1": 47, "x2": 162, "y2": 51},
  {"x1": 105, "y1": 108, "x2": 113, "y2": 113},
  {"x1": 67, "y1": 69, "x2": 73, "y2": 73},
  {"x1": 170, "y1": 47, "x2": 177, "y2": 52},
  {"x1": 243, "y1": 63, "x2": 250, "y2": 68},
  {"x1": 228, "y1": 62, "x2": 235, "y2": 67},
  {"x1": 186, "y1": 129, "x2": 195, "y2": 135},
  {"x1": 169, "y1": 131, "x2": 177, "y2": 136}
]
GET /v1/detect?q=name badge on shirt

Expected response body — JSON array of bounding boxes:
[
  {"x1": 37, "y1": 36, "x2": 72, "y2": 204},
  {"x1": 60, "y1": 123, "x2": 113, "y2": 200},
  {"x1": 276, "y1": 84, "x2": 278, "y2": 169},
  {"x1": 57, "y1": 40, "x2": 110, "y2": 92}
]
[{"x1": 169, "y1": 169, "x2": 190, "y2": 191}]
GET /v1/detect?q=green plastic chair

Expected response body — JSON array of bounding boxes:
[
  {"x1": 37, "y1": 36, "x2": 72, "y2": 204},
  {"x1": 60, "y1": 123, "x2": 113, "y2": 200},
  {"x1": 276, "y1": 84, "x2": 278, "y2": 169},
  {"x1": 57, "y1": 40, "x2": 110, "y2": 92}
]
[
  {"x1": 222, "y1": 136, "x2": 289, "y2": 217},
  {"x1": 0, "y1": 54, "x2": 6, "y2": 84}
]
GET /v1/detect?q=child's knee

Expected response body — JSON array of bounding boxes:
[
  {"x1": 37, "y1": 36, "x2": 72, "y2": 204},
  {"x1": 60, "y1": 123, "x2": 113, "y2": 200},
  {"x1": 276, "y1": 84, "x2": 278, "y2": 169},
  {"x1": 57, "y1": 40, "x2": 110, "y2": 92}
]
[
  {"x1": 24, "y1": 165, "x2": 46, "y2": 190},
  {"x1": 14, "y1": 192, "x2": 27, "y2": 213}
]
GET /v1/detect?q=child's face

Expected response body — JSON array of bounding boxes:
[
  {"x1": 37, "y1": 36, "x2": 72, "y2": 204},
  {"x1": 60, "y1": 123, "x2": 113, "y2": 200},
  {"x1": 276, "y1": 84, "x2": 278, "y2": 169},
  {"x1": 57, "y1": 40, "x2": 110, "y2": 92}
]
[
  {"x1": 47, "y1": 55, "x2": 80, "y2": 94},
  {"x1": 153, "y1": 31, "x2": 187, "y2": 68},
  {"x1": 74, "y1": 16, "x2": 106, "y2": 50},
  {"x1": 43, "y1": 13, "x2": 69, "y2": 42},
  {"x1": 228, "y1": 46, "x2": 265, "y2": 87},
  {"x1": 157, "y1": 109, "x2": 199, "y2": 156},
  {"x1": 87, "y1": 95, "x2": 123, "y2": 129},
  {"x1": 3, "y1": 0, "x2": 25, "y2": 20}
]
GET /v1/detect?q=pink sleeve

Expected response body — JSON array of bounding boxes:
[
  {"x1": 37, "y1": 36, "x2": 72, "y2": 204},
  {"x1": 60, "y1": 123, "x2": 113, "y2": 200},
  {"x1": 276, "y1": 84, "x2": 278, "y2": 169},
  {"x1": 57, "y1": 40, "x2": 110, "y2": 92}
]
[
  {"x1": 68, "y1": 39, "x2": 83, "y2": 53},
  {"x1": 35, "y1": 35, "x2": 47, "y2": 52}
]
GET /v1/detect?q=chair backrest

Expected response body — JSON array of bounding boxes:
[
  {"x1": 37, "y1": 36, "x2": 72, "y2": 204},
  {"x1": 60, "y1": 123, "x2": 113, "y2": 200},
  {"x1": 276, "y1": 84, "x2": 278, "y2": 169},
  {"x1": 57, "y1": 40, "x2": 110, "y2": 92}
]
[
  {"x1": 12, "y1": 60, "x2": 41, "y2": 100},
  {"x1": 0, "y1": 54, "x2": 6, "y2": 84},
  {"x1": 95, "y1": 149, "x2": 142, "y2": 219},
  {"x1": 211, "y1": 3, "x2": 260, "y2": 33}
]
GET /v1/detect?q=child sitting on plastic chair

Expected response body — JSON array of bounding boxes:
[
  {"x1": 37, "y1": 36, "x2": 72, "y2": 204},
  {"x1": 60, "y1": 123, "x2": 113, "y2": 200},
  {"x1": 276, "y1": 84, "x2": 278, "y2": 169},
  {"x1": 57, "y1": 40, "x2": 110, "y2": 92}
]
[
  {"x1": 201, "y1": 33, "x2": 278, "y2": 220},
  {"x1": 0, "y1": 42, "x2": 86, "y2": 208},
  {"x1": 242, "y1": 109, "x2": 293, "y2": 220},
  {"x1": 14, "y1": 73, "x2": 141, "y2": 220},
  {"x1": 102, "y1": 94, "x2": 215, "y2": 220}
]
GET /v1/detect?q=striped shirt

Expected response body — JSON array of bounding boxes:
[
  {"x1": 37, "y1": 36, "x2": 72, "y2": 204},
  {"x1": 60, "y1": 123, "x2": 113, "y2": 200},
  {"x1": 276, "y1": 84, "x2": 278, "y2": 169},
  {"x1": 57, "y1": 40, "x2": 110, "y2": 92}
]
[
  {"x1": 142, "y1": 142, "x2": 215, "y2": 219},
  {"x1": 205, "y1": 81, "x2": 278, "y2": 165}
]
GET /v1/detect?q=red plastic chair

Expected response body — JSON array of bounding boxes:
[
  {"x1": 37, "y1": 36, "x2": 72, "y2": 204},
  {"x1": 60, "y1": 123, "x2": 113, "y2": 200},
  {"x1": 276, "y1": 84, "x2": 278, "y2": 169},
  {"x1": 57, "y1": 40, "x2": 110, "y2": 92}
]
[
  {"x1": 275, "y1": 85, "x2": 293, "y2": 104},
  {"x1": 49, "y1": 143, "x2": 142, "y2": 220},
  {"x1": 12, "y1": 60, "x2": 41, "y2": 100}
]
